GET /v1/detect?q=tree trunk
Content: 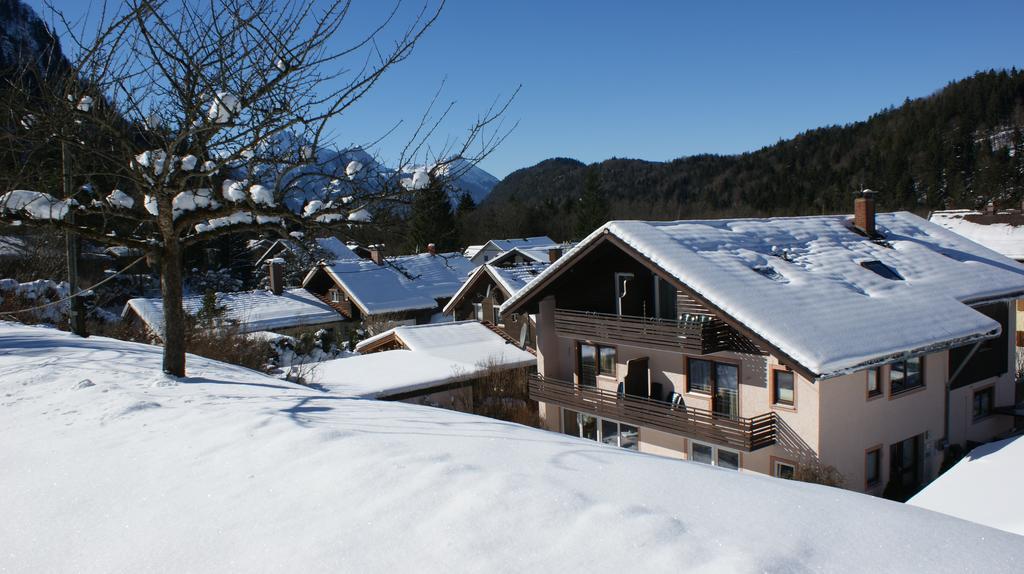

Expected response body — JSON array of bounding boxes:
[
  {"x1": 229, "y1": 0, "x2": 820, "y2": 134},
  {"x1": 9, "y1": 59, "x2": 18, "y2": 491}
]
[{"x1": 160, "y1": 241, "x2": 187, "y2": 377}]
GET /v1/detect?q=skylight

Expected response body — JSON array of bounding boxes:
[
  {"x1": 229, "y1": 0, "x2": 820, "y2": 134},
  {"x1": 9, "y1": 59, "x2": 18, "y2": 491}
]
[{"x1": 860, "y1": 260, "x2": 903, "y2": 280}]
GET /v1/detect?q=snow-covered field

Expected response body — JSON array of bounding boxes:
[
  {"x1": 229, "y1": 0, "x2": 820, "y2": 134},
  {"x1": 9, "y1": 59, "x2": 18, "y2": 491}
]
[{"x1": 1, "y1": 322, "x2": 1021, "y2": 573}]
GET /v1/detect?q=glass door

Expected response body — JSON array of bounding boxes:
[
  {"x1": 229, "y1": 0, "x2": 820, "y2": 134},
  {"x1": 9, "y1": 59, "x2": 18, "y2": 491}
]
[{"x1": 713, "y1": 363, "x2": 738, "y2": 418}]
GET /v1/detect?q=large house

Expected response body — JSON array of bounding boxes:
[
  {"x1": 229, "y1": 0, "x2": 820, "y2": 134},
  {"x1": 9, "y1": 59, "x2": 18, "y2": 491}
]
[
  {"x1": 500, "y1": 192, "x2": 1024, "y2": 497},
  {"x1": 302, "y1": 244, "x2": 476, "y2": 332}
]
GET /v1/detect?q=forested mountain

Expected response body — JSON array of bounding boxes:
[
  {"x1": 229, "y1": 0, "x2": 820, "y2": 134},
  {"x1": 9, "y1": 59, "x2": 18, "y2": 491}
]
[{"x1": 468, "y1": 69, "x2": 1024, "y2": 242}]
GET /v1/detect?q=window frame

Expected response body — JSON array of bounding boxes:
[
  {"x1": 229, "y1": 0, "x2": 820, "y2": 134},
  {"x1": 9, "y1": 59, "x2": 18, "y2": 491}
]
[
  {"x1": 972, "y1": 385, "x2": 995, "y2": 422},
  {"x1": 685, "y1": 357, "x2": 741, "y2": 418},
  {"x1": 577, "y1": 342, "x2": 617, "y2": 387},
  {"x1": 866, "y1": 367, "x2": 883, "y2": 399},
  {"x1": 865, "y1": 445, "x2": 882, "y2": 490},
  {"x1": 561, "y1": 408, "x2": 639, "y2": 451},
  {"x1": 689, "y1": 440, "x2": 741, "y2": 471},
  {"x1": 772, "y1": 457, "x2": 797, "y2": 480},
  {"x1": 770, "y1": 367, "x2": 796, "y2": 409},
  {"x1": 889, "y1": 356, "x2": 925, "y2": 397},
  {"x1": 330, "y1": 289, "x2": 341, "y2": 303}
]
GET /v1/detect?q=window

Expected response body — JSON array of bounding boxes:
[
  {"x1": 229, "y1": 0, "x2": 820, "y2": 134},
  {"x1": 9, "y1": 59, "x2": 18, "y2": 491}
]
[
  {"x1": 689, "y1": 441, "x2": 740, "y2": 471},
  {"x1": 772, "y1": 370, "x2": 795, "y2": 406},
  {"x1": 472, "y1": 302, "x2": 483, "y2": 321},
  {"x1": 774, "y1": 461, "x2": 796, "y2": 480},
  {"x1": 330, "y1": 289, "x2": 341, "y2": 303},
  {"x1": 866, "y1": 368, "x2": 882, "y2": 398},
  {"x1": 714, "y1": 363, "x2": 738, "y2": 418},
  {"x1": 686, "y1": 358, "x2": 739, "y2": 418},
  {"x1": 687, "y1": 358, "x2": 712, "y2": 394},
  {"x1": 653, "y1": 276, "x2": 678, "y2": 320},
  {"x1": 562, "y1": 409, "x2": 638, "y2": 450},
  {"x1": 860, "y1": 260, "x2": 903, "y2": 280},
  {"x1": 866, "y1": 447, "x2": 881, "y2": 487},
  {"x1": 578, "y1": 343, "x2": 616, "y2": 386},
  {"x1": 890, "y1": 357, "x2": 924, "y2": 395},
  {"x1": 973, "y1": 387, "x2": 995, "y2": 421},
  {"x1": 890, "y1": 435, "x2": 923, "y2": 492}
]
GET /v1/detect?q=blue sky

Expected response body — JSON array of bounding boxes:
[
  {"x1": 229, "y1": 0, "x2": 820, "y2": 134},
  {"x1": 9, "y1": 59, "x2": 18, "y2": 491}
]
[{"x1": 29, "y1": 1, "x2": 1024, "y2": 179}]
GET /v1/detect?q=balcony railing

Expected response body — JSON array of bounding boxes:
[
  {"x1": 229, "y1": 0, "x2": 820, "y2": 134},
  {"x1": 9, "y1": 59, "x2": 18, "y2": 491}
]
[
  {"x1": 530, "y1": 374, "x2": 776, "y2": 452},
  {"x1": 553, "y1": 308, "x2": 758, "y2": 354}
]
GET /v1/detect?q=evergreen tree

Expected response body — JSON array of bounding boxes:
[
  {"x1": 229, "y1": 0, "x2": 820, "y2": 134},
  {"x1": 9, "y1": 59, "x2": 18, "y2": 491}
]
[
  {"x1": 455, "y1": 191, "x2": 476, "y2": 213},
  {"x1": 574, "y1": 169, "x2": 610, "y2": 238},
  {"x1": 407, "y1": 183, "x2": 457, "y2": 252},
  {"x1": 195, "y1": 289, "x2": 226, "y2": 329}
]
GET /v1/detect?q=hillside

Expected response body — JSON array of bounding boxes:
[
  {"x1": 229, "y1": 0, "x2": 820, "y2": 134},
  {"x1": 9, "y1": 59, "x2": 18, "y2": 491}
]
[
  {"x1": 2, "y1": 321, "x2": 1023, "y2": 572},
  {"x1": 471, "y1": 69, "x2": 1024, "y2": 241}
]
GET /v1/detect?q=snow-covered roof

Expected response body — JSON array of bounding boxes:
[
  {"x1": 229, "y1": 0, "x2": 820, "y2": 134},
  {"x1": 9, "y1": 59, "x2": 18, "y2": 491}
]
[
  {"x1": 442, "y1": 262, "x2": 549, "y2": 315},
  {"x1": 929, "y1": 209, "x2": 1024, "y2": 261},
  {"x1": 909, "y1": 435, "x2": 1024, "y2": 536},
  {"x1": 309, "y1": 252, "x2": 476, "y2": 315},
  {"x1": 502, "y1": 213, "x2": 1024, "y2": 379},
  {"x1": 256, "y1": 236, "x2": 359, "y2": 266},
  {"x1": 123, "y1": 288, "x2": 341, "y2": 338},
  {"x1": 3, "y1": 321, "x2": 1024, "y2": 572},
  {"x1": 487, "y1": 235, "x2": 554, "y2": 252},
  {"x1": 463, "y1": 244, "x2": 484, "y2": 258},
  {"x1": 328, "y1": 321, "x2": 536, "y2": 398}
]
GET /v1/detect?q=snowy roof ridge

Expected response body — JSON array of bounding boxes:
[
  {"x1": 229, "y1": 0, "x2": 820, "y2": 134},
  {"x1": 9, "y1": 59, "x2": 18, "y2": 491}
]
[
  {"x1": 502, "y1": 212, "x2": 1024, "y2": 378},
  {"x1": 929, "y1": 209, "x2": 1024, "y2": 260},
  {"x1": 314, "y1": 251, "x2": 476, "y2": 315}
]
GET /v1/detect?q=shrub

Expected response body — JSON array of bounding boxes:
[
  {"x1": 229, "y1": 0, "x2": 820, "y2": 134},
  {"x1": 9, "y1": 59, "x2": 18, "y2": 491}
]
[{"x1": 794, "y1": 461, "x2": 845, "y2": 488}]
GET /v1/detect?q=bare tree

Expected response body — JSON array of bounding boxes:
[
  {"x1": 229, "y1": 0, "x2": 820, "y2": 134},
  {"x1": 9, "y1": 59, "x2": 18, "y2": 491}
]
[{"x1": 0, "y1": 0, "x2": 513, "y2": 375}]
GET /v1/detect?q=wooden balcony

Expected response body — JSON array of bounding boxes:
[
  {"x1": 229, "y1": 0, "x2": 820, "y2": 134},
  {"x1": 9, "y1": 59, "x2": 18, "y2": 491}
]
[
  {"x1": 530, "y1": 374, "x2": 776, "y2": 452},
  {"x1": 553, "y1": 309, "x2": 758, "y2": 355}
]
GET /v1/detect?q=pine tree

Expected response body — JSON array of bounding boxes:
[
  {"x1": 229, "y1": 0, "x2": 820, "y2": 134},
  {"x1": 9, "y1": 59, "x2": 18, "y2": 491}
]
[
  {"x1": 455, "y1": 191, "x2": 476, "y2": 213},
  {"x1": 574, "y1": 169, "x2": 610, "y2": 238},
  {"x1": 195, "y1": 289, "x2": 226, "y2": 329},
  {"x1": 408, "y1": 183, "x2": 457, "y2": 252}
]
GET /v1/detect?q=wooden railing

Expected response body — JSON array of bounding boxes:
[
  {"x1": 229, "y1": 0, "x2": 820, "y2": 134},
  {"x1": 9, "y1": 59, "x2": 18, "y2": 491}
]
[
  {"x1": 553, "y1": 308, "x2": 759, "y2": 355},
  {"x1": 554, "y1": 308, "x2": 708, "y2": 352},
  {"x1": 529, "y1": 374, "x2": 776, "y2": 452}
]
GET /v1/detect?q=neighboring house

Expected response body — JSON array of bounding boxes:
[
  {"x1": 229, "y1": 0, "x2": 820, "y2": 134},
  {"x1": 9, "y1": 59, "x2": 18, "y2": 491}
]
[
  {"x1": 909, "y1": 434, "x2": 1024, "y2": 536},
  {"x1": 930, "y1": 207, "x2": 1024, "y2": 350},
  {"x1": 302, "y1": 245, "x2": 476, "y2": 332},
  {"x1": 466, "y1": 235, "x2": 555, "y2": 265},
  {"x1": 444, "y1": 260, "x2": 550, "y2": 348},
  {"x1": 500, "y1": 191, "x2": 1024, "y2": 496},
  {"x1": 123, "y1": 263, "x2": 345, "y2": 340},
  {"x1": 316, "y1": 320, "x2": 536, "y2": 410},
  {"x1": 254, "y1": 236, "x2": 361, "y2": 268}
]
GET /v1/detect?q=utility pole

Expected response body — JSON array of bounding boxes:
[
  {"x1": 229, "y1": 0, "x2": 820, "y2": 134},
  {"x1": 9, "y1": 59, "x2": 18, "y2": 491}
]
[{"x1": 63, "y1": 139, "x2": 86, "y2": 337}]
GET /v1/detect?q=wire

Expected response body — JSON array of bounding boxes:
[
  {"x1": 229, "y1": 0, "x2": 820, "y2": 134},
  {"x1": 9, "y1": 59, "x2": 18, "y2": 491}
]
[{"x1": 1, "y1": 254, "x2": 148, "y2": 318}]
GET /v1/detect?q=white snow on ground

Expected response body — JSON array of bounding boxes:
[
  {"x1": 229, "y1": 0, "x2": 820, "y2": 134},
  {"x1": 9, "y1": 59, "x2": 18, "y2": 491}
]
[
  {"x1": 123, "y1": 288, "x2": 340, "y2": 338},
  {"x1": 929, "y1": 209, "x2": 1024, "y2": 261},
  {"x1": 323, "y1": 321, "x2": 536, "y2": 398},
  {"x1": 909, "y1": 435, "x2": 1024, "y2": 536},
  {"x1": 0, "y1": 321, "x2": 1022, "y2": 573},
  {"x1": 503, "y1": 214, "x2": 1024, "y2": 378}
]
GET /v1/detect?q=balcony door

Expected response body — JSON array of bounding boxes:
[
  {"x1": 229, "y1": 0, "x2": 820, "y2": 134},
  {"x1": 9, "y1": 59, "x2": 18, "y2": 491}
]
[
  {"x1": 624, "y1": 357, "x2": 649, "y2": 397},
  {"x1": 712, "y1": 363, "x2": 738, "y2": 418}
]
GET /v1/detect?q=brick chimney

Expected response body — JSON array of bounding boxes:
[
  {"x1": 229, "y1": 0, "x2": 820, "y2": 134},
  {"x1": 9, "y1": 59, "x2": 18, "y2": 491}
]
[
  {"x1": 268, "y1": 259, "x2": 284, "y2": 295},
  {"x1": 548, "y1": 247, "x2": 563, "y2": 263},
  {"x1": 854, "y1": 189, "x2": 877, "y2": 237},
  {"x1": 427, "y1": 243, "x2": 437, "y2": 256},
  {"x1": 369, "y1": 245, "x2": 384, "y2": 265}
]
